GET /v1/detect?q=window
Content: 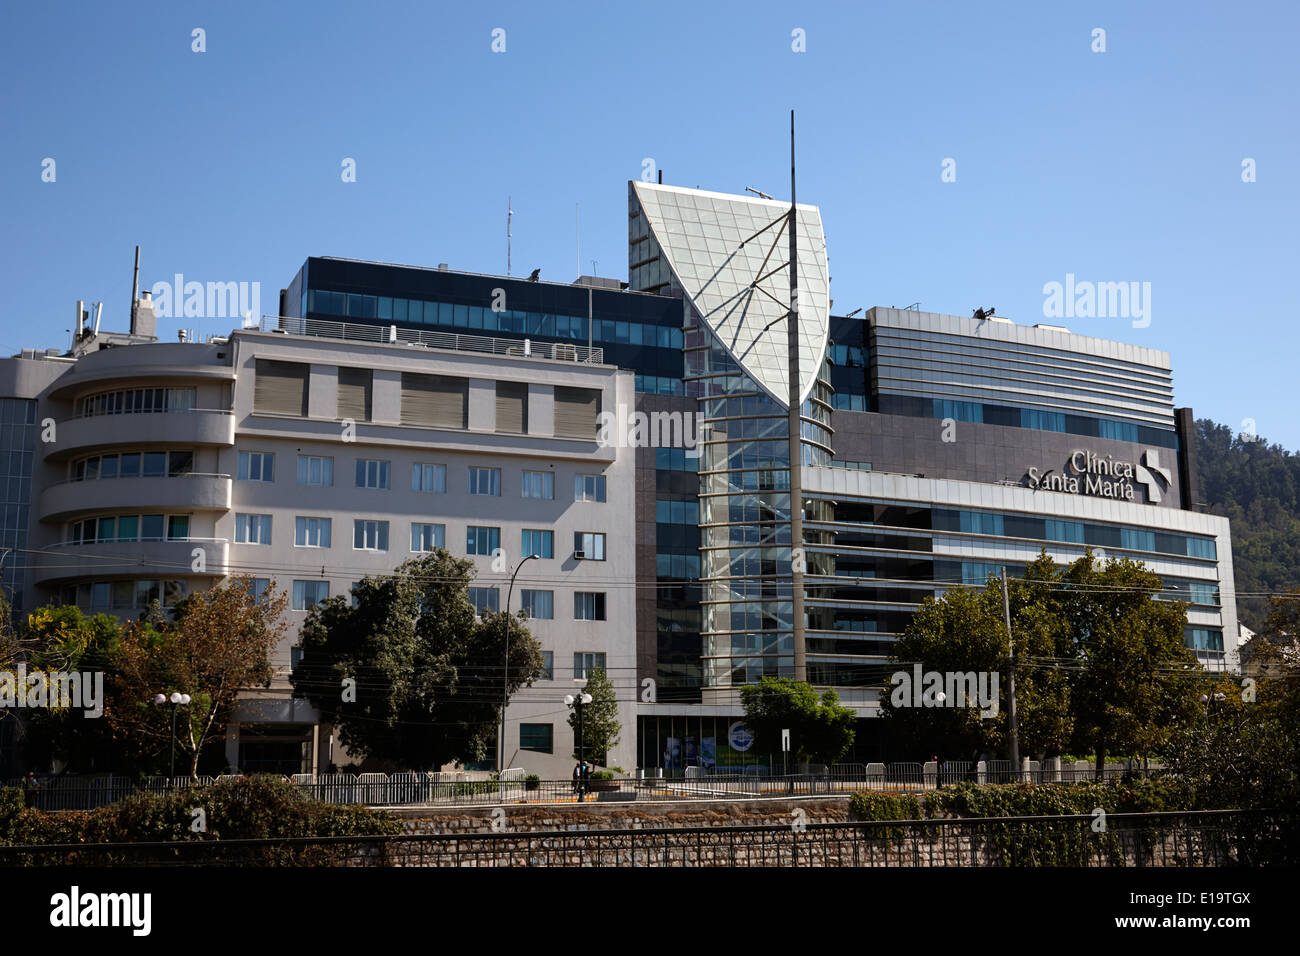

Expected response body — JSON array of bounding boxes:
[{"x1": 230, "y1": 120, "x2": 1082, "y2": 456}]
[
  {"x1": 356, "y1": 459, "x2": 390, "y2": 489},
  {"x1": 519, "y1": 723, "x2": 553, "y2": 753},
  {"x1": 292, "y1": 580, "x2": 329, "y2": 610},
  {"x1": 295, "y1": 517, "x2": 332, "y2": 548},
  {"x1": 574, "y1": 532, "x2": 606, "y2": 560},
  {"x1": 1121, "y1": 528, "x2": 1156, "y2": 552},
  {"x1": 142, "y1": 452, "x2": 167, "y2": 478},
  {"x1": 1187, "y1": 537, "x2": 1217, "y2": 560},
  {"x1": 520, "y1": 589, "x2": 554, "y2": 620},
  {"x1": 337, "y1": 367, "x2": 373, "y2": 422},
  {"x1": 468, "y1": 466, "x2": 501, "y2": 496},
  {"x1": 466, "y1": 526, "x2": 500, "y2": 555},
  {"x1": 297, "y1": 455, "x2": 333, "y2": 486},
  {"x1": 468, "y1": 587, "x2": 499, "y2": 616},
  {"x1": 235, "y1": 513, "x2": 272, "y2": 545},
  {"x1": 353, "y1": 519, "x2": 390, "y2": 551},
  {"x1": 574, "y1": 593, "x2": 606, "y2": 621},
  {"x1": 522, "y1": 470, "x2": 554, "y2": 500},
  {"x1": 78, "y1": 386, "x2": 196, "y2": 417},
  {"x1": 238, "y1": 451, "x2": 274, "y2": 482},
  {"x1": 254, "y1": 361, "x2": 308, "y2": 416},
  {"x1": 575, "y1": 474, "x2": 606, "y2": 502},
  {"x1": 521, "y1": 529, "x2": 554, "y2": 559},
  {"x1": 1045, "y1": 519, "x2": 1085, "y2": 544},
  {"x1": 538, "y1": 651, "x2": 554, "y2": 680},
  {"x1": 168, "y1": 451, "x2": 194, "y2": 477},
  {"x1": 251, "y1": 578, "x2": 271, "y2": 603},
  {"x1": 573, "y1": 650, "x2": 607, "y2": 676},
  {"x1": 411, "y1": 523, "x2": 446, "y2": 552},
  {"x1": 167, "y1": 516, "x2": 189, "y2": 539},
  {"x1": 412, "y1": 463, "x2": 446, "y2": 493}
]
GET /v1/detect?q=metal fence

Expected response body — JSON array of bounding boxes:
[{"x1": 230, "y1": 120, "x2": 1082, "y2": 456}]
[
  {"x1": 2, "y1": 810, "x2": 1292, "y2": 868},
  {"x1": 4, "y1": 762, "x2": 1164, "y2": 811}
]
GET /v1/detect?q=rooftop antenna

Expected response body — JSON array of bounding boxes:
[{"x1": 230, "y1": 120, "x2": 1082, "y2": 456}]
[
  {"x1": 92, "y1": 301, "x2": 103, "y2": 335},
  {"x1": 507, "y1": 196, "x2": 513, "y2": 277},
  {"x1": 745, "y1": 186, "x2": 774, "y2": 200},
  {"x1": 130, "y1": 245, "x2": 140, "y2": 333}
]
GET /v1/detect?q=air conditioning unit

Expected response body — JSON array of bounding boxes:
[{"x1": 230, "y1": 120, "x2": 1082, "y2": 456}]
[
  {"x1": 574, "y1": 550, "x2": 586, "y2": 560},
  {"x1": 554, "y1": 344, "x2": 578, "y2": 362}
]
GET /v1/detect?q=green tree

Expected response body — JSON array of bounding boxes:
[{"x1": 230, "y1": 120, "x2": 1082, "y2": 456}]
[
  {"x1": 739, "y1": 677, "x2": 856, "y2": 765},
  {"x1": 20, "y1": 604, "x2": 123, "y2": 771},
  {"x1": 568, "y1": 666, "x2": 620, "y2": 765},
  {"x1": 291, "y1": 552, "x2": 545, "y2": 770},
  {"x1": 109, "y1": 575, "x2": 289, "y2": 778}
]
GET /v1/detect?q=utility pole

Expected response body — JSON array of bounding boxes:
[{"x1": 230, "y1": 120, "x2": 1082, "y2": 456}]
[
  {"x1": 498, "y1": 553, "x2": 540, "y2": 775},
  {"x1": 1001, "y1": 567, "x2": 1020, "y2": 775},
  {"x1": 788, "y1": 109, "x2": 806, "y2": 683}
]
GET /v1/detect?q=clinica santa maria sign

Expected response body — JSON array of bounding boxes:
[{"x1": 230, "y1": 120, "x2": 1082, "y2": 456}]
[{"x1": 1026, "y1": 449, "x2": 1157, "y2": 501}]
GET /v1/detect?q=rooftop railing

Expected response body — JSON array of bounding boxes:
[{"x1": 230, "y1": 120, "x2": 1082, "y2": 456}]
[{"x1": 258, "y1": 315, "x2": 604, "y2": 364}]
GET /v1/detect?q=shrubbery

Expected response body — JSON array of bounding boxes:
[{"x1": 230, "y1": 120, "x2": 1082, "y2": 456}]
[
  {"x1": 849, "y1": 778, "x2": 1194, "y2": 822},
  {"x1": 0, "y1": 775, "x2": 402, "y2": 847}
]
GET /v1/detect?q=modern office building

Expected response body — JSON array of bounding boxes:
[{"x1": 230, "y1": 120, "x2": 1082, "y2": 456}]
[
  {"x1": 1, "y1": 297, "x2": 637, "y2": 777},
  {"x1": 0, "y1": 177, "x2": 1238, "y2": 774}
]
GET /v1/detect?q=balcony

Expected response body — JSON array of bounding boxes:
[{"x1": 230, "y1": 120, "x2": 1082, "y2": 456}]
[
  {"x1": 38, "y1": 473, "x2": 232, "y2": 522},
  {"x1": 43, "y1": 409, "x2": 236, "y2": 460},
  {"x1": 32, "y1": 537, "x2": 229, "y2": 586}
]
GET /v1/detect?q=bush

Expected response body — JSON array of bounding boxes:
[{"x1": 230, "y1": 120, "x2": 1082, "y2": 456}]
[
  {"x1": 848, "y1": 791, "x2": 923, "y2": 822},
  {"x1": 591, "y1": 771, "x2": 614, "y2": 781},
  {"x1": 0, "y1": 775, "x2": 402, "y2": 864}
]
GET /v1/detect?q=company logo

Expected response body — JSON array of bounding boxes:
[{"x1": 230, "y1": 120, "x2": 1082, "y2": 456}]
[
  {"x1": 1026, "y1": 448, "x2": 1171, "y2": 503},
  {"x1": 0, "y1": 666, "x2": 104, "y2": 717},
  {"x1": 1042, "y1": 273, "x2": 1151, "y2": 329},
  {"x1": 50, "y1": 886, "x2": 151, "y2": 936},
  {"x1": 1134, "y1": 449, "x2": 1172, "y2": 503},
  {"x1": 728, "y1": 721, "x2": 754, "y2": 752},
  {"x1": 889, "y1": 665, "x2": 1000, "y2": 718}
]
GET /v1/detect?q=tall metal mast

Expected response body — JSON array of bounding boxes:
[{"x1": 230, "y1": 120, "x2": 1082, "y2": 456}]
[{"x1": 788, "y1": 110, "x2": 806, "y2": 683}]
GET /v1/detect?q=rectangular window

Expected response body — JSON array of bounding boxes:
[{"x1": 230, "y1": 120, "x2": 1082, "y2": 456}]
[
  {"x1": 167, "y1": 516, "x2": 189, "y2": 539},
  {"x1": 400, "y1": 372, "x2": 467, "y2": 428},
  {"x1": 237, "y1": 451, "x2": 274, "y2": 482},
  {"x1": 337, "y1": 367, "x2": 373, "y2": 422},
  {"x1": 235, "y1": 513, "x2": 272, "y2": 545},
  {"x1": 466, "y1": 526, "x2": 500, "y2": 555},
  {"x1": 1044, "y1": 519, "x2": 1085, "y2": 544},
  {"x1": 519, "y1": 723, "x2": 553, "y2": 753},
  {"x1": 292, "y1": 580, "x2": 329, "y2": 610},
  {"x1": 295, "y1": 517, "x2": 332, "y2": 548},
  {"x1": 254, "y1": 360, "x2": 309, "y2": 416},
  {"x1": 495, "y1": 381, "x2": 528, "y2": 434},
  {"x1": 521, "y1": 589, "x2": 554, "y2": 620},
  {"x1": 412, "y1": 463, "x2": 446, "y2": 493},
  {"x1": 119, "y1": 453, "x2": 141, "y2": 478},
  {"x1": 521, "y1": 470, "x2": 554, "y2": 500},
  {"x1": 521, "y1": 529, "x2": 554, "y2": 559},
  {"x1": 575, "y1": 474, "x2": 606, "y2": 502},
  {"x1": 468, "y1": 587, "x2": 499, "y2": 616},
  {"x1": 574, "y1": 532, "x2": 606, "y2": 561},
  {"x1": 1121, "y1": 528, "x2": 1156, "y2": 552},
  {"x1": 168, "y1": 451, "x2": 194, "y2": 477},
  {"x1": 353, "y1": 519, "x2": 390, "y2": 551},
  {"x1": 468, "y1": 467, "x2": 501, "y2": 496},
  {"x1": 356, "y1": 459, "x2": 390, "y2": 489},
  {"x1": 297, "y1": 455, "x2": 334, "y2": 486},
  {"x1": 538, "y1": 650, "x2": 554, "y2": 680},
  {"x1": 554, "y1": 387, "x2": 601, "y2": 438},
  {"x1": 574, "y1": 593, "x2": 606, "y2": 621},
  {"x1": 411, "y1": 523, "x2": 446, "y2": 552},
  {"x1": 251, "y1": 578, "x2": 271, "y2": 603},
  {"x1": 573, "y1": 650, "x2": 607, "y2": 676},
  {"x1": 141, "y1": 514, "x2": 164, "y2": 541},
  {"x1": 142, "y1": 452, "x2": 167, "y2": 478}
]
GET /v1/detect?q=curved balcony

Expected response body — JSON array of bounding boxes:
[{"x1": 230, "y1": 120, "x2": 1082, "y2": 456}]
[
  {"x1": 43, "y1": 409, "x2": 236, "y2": 460},
  {"x1": 38, "y1": 473, "x2": 232, "y2": 523},
  {"x1": 45, "y1": 343, "x2": 235, "y2": 400},
  {"x1": 32, "y1": 538, "x2": 229, "y2": 586}
]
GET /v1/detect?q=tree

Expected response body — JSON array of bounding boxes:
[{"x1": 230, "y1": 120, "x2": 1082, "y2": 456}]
[
  {"x1": 110, "y1": 575, "x2": 289, "y2": 778},
  {"x1": 569, "y1": 666, "x2": 620, "y2": 765},
  {"x1": 291, "y1": 552, "x2": 545, "y2": 770},
  {"x1": 20, "y1": 604, "x2": 123, "y2": 771},
  {"x1": 739, "y1": 677, "x2": 856, "y2": 765},
  {"x1": 878, "y1": 550, "x2": 1201, "y2": 776}
]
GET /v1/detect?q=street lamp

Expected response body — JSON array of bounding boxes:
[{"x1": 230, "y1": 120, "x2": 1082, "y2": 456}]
[
  {"x1": 153, "y1": 691, "x2": 192, "y2": 780},
  {"x1": 565, "y1": 679, "x2": 593, "y2": 797},
  {"x1": 498, "y1": 553, "x2": 540, "y2": 775}
]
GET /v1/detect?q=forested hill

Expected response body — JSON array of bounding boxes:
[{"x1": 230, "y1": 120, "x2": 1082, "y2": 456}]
[{"x1": 1196, "y1": 419, "x2": 1300, "y2": 631}]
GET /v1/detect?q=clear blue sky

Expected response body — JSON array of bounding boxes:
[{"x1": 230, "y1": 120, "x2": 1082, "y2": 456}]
[{"x1": 3, "y1": 1, "x2": 1296, "y2": 448}]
